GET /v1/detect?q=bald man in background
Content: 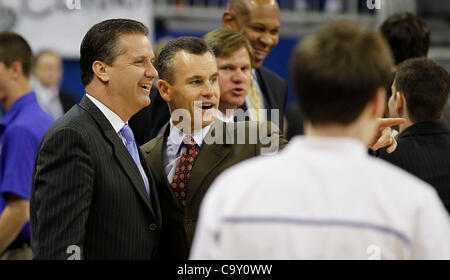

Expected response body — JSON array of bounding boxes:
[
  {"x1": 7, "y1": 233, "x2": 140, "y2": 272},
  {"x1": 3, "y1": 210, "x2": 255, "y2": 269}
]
[{"x1": 222, "y1": 0, "x2": 287, "y2": 129}]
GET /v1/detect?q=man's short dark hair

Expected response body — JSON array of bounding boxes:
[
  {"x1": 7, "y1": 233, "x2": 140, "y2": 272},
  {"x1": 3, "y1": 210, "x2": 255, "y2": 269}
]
[
  {"x1": 291, "y1": 20, "x2": 394, "y2": 126},
  {"x1": 0, "y1": 32, "x2": 33, "y2": 77},
  {"x1": 394, "y1": 58, "x2": 450, "y2": 123},
  {"x1": 156, "y1": 36, "x2": 214, "y2": 84},
  {"x1": 380, "y1": 13, "x2": 430, "y2": 65},
  {"x1": 80, "y1": 18, "x2": 149, "y2": 86}
]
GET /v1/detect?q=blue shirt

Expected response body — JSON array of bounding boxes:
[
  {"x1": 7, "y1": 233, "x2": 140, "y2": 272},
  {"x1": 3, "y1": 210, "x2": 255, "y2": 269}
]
[{"x1": 0, "y1": 92, "x2": 53, "y2": 243}]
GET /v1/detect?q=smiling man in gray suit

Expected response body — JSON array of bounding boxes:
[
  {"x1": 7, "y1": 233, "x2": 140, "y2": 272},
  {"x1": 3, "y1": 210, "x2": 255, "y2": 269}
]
[{"x1": 31, "y1": 19, "x2": 161, "y2": 260}]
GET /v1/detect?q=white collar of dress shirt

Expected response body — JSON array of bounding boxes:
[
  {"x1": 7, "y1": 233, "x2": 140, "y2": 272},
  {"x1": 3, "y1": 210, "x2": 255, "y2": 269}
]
[
  {"x1": 86, "y1": 93, "x2": 125, "y2": 133},
  {"x1": 289, "y1": 136, "x2": 367, "y2": 158},
  {"x1": 215, "y1": 109, "x2": 235, "y2": 123},
  {"x1": 168, "y1": 119, "x2": 212, "y2": 149}
]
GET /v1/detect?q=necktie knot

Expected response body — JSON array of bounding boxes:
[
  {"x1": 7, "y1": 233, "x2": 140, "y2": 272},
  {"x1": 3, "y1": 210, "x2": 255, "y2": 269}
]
[
  {"x1": 121, "y1": 124, "x2": 135, "y2": 143},
  {"x1": 183, "y1": 136, "x2": 196, "y2": 148}
]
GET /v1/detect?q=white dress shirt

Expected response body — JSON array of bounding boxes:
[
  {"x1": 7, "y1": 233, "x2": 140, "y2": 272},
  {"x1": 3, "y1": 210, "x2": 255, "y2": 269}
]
[
  {"x1": 164, "y1": 120, "x2": 212, "y2": 183},
  {"x1": 86, "y1": 93, "x2": 149, "y2": 187},
  {"x1": 32, "y1": 77, "x2": 64, "y2": 120},
  {"x1": 190, "y1": 136, "x2": 450, "y2": 260}
]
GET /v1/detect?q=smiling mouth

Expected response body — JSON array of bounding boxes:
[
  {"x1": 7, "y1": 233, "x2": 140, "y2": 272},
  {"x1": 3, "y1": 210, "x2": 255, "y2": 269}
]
[
  {"x1": 254, "y1": 50, "x2": 268, "y2": 60},
  {"x1": 195, "y1": 103, "x2": 215, "y2": 110},
  {"x1": 201, "y1": 104, "x2": 213, "y2": 109},
  {"x1": 138, "y1": 82, "x2": 151, "y2": 90}
]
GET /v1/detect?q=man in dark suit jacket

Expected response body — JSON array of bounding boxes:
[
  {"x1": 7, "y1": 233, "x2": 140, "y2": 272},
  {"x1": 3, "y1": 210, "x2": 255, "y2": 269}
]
[
  {"x1": 129, "y1": 0, "x2": 288, "y2": 144},
  {"x1": 141, "y1": 37, "x2": 287, "y2": 259},
  {"x1": 222, "y1": 0, "x2": 287, "y2": 128},
  {"x1": 31, "y1": 19, "x2": 161, "y2": 259},
  {"x1": 378, "y1": 58, "x2": 450, "y2": 213}
]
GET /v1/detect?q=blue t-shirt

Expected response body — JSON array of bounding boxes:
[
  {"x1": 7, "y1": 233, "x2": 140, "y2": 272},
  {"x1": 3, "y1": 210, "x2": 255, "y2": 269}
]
[{"x1": 0, "y1": 92, "x2": 53, "y2": 243}]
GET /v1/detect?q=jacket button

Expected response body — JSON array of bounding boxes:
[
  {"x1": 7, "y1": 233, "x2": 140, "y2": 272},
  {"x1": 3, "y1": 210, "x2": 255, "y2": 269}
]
[{"x1": 149, "y1": 224, "x2": 158, "y2": 231}]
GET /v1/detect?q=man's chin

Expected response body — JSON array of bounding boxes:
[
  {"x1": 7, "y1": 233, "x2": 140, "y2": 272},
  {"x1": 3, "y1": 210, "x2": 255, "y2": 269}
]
[
  {"x1": 132, "y1": 97, "x2": 151, "y2": 114},
  {"x1": 201, "y1": 118, "x2": 215, "y2": 128},
  {"x1": 253, "y1": 59, "x2": 263, "y2": 69},
  {"x1": 141, "y1": 96, "x2": 151, "y2": 107}
]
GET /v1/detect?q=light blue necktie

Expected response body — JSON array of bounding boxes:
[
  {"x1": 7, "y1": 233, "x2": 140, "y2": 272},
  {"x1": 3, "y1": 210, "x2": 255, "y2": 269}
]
[{"x1": 120, "y1": 124, "x2": 150, "y2": 197}]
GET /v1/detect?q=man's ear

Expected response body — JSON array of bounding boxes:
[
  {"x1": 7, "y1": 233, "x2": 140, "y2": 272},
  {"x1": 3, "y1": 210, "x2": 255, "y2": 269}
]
[
  {"x1": 371, "y1": 87, "x2": 387, "y2": 118},
  {"x1": 222, "y1": 11, "x2": 238, "y2": 31},
  {"x1": 395, "y1": 91, "x2": 405, "y2": 115},
  {"x1": 9, "y1": 61, "x2": 24, "y2": 79},
  {"x1": 158, "y1": 79, "x2": 172, "y2": 102},
  {"x1": 92, "y1": 61, "x2": 109, "y2": 83}
]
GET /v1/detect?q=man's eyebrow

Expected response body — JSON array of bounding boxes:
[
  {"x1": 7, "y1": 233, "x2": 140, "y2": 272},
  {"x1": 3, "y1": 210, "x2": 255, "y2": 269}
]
[
  {"x1": 132, "y1": 54, "x2": 154, "y2": 60},
  {"x1": 251, "y1": 22, "x2": 280, "y2": 28},
  {"x1": 185, "y1": 75, "x2": 203, "y2": 81},
  {"x1": 210, "y1": 72, "x2": 219, "y2": 78}
]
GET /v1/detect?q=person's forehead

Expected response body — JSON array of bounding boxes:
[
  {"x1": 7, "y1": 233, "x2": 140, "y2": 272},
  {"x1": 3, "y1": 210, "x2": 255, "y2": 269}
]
[
  {"x1": 217, "y1": 48, "x2": 251, "y2": 64},
  {"x1": 37, "y1": 53, "x2": 61, "y2": 65},
  {"x1": 118, "y1": 33, "x2": 154, "y2": 56},
  {"x1": 246, "y1": 3, "x2": 280, "y2": 23},
  {"x1": 174, "y1": 50, "x2": 217, "y2": 76}
]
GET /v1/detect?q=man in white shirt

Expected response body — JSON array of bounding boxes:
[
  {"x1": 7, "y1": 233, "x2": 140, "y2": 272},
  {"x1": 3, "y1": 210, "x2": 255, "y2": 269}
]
[
  {"x1": 190, "y1": 20, "x2": 450, "y2": 260},
  {"x1": 203, "y1": 29, "x2": 253, "y2": 123}
]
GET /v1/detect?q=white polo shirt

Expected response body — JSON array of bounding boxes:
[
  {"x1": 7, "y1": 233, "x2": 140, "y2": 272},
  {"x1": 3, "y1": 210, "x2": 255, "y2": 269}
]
[{"x1": 190, "y1": 136, "x2": 450, "y2": 260}]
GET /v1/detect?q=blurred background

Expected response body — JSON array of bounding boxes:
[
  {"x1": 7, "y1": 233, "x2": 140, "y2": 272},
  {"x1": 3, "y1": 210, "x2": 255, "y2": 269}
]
[{"x1": 0, "y1": 0, "x2": 449, "y2": 112}]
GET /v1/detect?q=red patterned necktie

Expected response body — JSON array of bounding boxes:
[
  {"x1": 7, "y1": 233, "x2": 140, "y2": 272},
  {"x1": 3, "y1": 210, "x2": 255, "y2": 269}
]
[{"x1": 171, "y1": 137, "x2": 198, "y2": 207}]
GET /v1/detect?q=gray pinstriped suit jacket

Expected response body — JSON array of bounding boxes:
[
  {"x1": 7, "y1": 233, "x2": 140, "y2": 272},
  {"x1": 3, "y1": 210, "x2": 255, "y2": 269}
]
[{"x1": 31, "y1": 95, "x2": 161, "y2": 259}]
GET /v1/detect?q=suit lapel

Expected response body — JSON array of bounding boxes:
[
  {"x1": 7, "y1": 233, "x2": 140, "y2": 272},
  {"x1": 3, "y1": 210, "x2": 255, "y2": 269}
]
[
  {"x1": 186, "y1": 121, "x2": 233, "y2": 206},
  {"x1": 79, "y1": 95, "x2": 156, "y2": 218},
  {"x1": 145, "y1": 125, "x2": 184, "y2": 211},
  {"x1": 139, "y1": 148, "x2": 161, "y2": 225},
  {"x1": 237, "y1": 68, "x2": 275, "y2": 121},
  {"x1": 256, "y1": 68, "x2": 276, "y2": 111}
]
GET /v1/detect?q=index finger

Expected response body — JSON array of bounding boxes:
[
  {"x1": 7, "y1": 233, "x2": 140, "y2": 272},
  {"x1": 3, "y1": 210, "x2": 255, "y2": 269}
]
[{"x1": 377, "y1": 118, "x2": 406, "y2": 129}]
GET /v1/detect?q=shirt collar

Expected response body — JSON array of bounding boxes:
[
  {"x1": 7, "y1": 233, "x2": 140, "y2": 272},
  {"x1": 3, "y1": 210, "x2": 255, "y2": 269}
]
[
  {"x1": 86, "y1": 93, "x2": 125, "y2": 133},
  {"x1": 0, "y1": 92, "x2": 36, "y2": 127},
  {"x1": 288, "y1": 136, "x2": 368, "y2": 158},
  {"x1": 167, "y1": 119, "x2": 212, "y2": 149},
  {"x1": 252, "y1": 68, "x2": 257, "y2": 80}
]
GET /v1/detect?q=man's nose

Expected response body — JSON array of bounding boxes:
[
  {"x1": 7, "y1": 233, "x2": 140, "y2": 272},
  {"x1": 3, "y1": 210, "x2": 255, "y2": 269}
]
[
  {"x1": 202, "y1": 80, "x2": 216, "y2": 96},
  {"x1": 259, "y1": 33, "x2": 274, "y2": 47},
  {"x1": 232, "y1": 70, "x2": 247, "y2": 83},
  {"x1": 145, "y1": 63, "x2": 158, "y2": 79}
]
